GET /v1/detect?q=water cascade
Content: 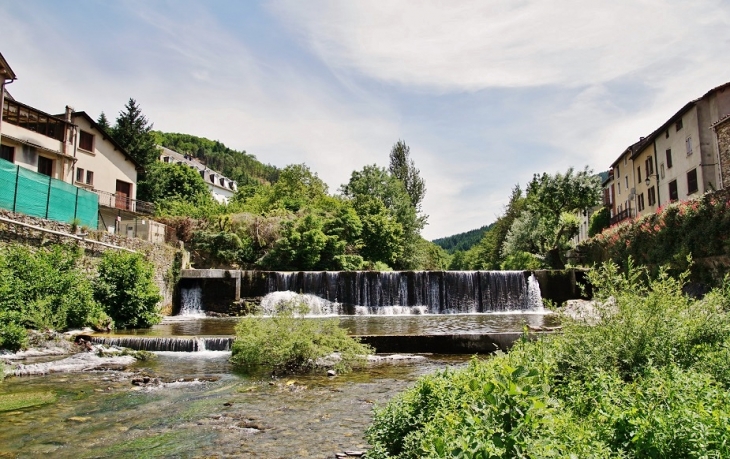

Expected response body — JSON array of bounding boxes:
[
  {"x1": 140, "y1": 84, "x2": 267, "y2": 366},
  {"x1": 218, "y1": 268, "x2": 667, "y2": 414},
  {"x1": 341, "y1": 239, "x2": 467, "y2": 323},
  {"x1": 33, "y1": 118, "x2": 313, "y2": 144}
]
[
  {"x1": 90, "y1": 336, "x2": 233, "y2": 352},
  {"x1": 259, "y1": 270, "x2": 543, "y2": 315},
  {"x1": 180, "y1": 285, "x2": 205, "y2": 317}
]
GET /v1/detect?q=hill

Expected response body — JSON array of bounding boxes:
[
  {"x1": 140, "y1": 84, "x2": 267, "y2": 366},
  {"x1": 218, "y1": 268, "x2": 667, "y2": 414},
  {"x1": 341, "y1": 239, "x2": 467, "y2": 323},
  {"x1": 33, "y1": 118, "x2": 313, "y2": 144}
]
[
  {"x1": 153, "y1": 132, "x2": 279, "y2": 186},
  {"x1": 432, "y1": 224, "x2": 494, "y2": 253}
]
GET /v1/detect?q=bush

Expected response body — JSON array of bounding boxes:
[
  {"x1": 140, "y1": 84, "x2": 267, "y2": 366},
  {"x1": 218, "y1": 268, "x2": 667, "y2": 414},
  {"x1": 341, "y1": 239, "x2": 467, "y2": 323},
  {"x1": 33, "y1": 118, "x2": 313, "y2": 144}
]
[
  {"x1": 0, "y1": 244, "x2": 107, "y2": 350},
  {"x1": 230, "y1": 300, "x2": 372, "y2": 374},
  {"x1": 94, "y1": 251, "x2": 162, "y2": 329},
  {"x1": 365, "y1": 261, "x2": 730, "y2": 458}
]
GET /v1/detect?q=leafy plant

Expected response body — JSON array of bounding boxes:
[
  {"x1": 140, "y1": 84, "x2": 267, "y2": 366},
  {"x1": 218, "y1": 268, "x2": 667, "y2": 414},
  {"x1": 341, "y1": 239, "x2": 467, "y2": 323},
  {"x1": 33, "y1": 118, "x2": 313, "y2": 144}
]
[
  {"x1": 230, "y1": 299, "x2": 371, "y2": 374},
  {"x1": 93, "y1": 251, "x2": 162, "y2": 329}
]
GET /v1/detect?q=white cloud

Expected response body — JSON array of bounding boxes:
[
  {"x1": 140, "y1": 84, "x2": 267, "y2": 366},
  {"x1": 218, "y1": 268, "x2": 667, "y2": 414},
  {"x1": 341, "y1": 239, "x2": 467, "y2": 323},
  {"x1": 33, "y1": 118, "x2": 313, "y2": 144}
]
[{"x1": 270, "y1": 0, "x2": 730, "y2": 90}]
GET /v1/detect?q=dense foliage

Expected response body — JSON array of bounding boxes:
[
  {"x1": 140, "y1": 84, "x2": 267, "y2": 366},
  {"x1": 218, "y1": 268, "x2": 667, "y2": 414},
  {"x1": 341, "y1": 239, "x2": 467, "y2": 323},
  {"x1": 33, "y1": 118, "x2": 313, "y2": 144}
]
[
  {"x1": 365, "y1": 261, "x2": 730, "y2": 458},
  {"x1": 432, "y1": 224, "x2": 492, "y2": 254},
  {"x1": 108, "y1": 98, "x2": 159, "y2": 169},
  {"x1": 153, "y1": 131, "x2": 279, "y2": 186},
  {"x1": 579, "y1": 190, "x2": 730, "y2": 283},
  {"x1": 0, "y1": 245, "x2": 107, "y2": 351},
  {"x1": 94, "y1": 251, "x2": 162, "y2": 329},
  {"x1": 138, "y1": 161, "x2": 214, "y2": 205},
  {"x1": 230, "y1": 300, "x2": 372, "y2": 374}
]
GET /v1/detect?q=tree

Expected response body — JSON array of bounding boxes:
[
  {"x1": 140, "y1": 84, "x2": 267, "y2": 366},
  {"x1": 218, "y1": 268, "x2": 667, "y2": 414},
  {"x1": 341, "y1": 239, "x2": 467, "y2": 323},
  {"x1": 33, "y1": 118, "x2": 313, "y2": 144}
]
[
  {"x1": 388, "y1": 140, "x2": 426, "y2": 212},
  {"x1": 137, "y1": 162, "x2": 212, "y2": 204},
  {"x1": 588, "y1": 207, "x2": 610, "y2": 237},
  {"x1": 111, "y1": 98, "x2": 159, "y2": 168},
  {"x1": 340, "y1": 165, "x2": 422, "y2": 269},
  {"x1": 97, "y1": 112, "x2": 111, "y2": 132},
  {"x1": 510, "y1": 167, "x2": 601, "y2": 268}
]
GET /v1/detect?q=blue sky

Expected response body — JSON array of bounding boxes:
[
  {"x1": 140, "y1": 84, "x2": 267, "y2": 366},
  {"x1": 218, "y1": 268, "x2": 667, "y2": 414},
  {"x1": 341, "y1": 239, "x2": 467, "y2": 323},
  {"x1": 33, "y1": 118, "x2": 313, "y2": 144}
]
[{"x1": 3, "y1": 0, "x2": 730, "y2": 239}]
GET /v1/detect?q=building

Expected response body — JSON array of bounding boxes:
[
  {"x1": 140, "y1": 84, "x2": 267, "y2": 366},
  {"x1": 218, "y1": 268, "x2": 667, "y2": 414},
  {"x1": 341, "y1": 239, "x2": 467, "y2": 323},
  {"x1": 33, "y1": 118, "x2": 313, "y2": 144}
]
[
  {"x1": 602, "y1": 81, "x2": 730, "y2": 224},
  {"x1": 158, "y1": 146, "x2": 238, "y2": 203}
]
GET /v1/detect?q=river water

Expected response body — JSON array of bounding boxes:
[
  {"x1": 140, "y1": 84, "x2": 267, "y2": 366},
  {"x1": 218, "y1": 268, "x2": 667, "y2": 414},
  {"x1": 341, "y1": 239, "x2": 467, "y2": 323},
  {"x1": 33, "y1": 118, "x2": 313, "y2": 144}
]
[{"x1": 0, "y1": 351, "x2": 469, "y2": 458}]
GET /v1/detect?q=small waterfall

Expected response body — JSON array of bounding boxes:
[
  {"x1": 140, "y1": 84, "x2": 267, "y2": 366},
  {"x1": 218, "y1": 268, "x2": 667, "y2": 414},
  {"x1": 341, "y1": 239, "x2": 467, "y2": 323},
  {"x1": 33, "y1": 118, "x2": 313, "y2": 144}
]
[
  {"x1": 90, "y1": 336, "x2": 233, "y2": 352},
  {"x1": 257, "y1": 270, "x2": 543, "y2": 315},
  {"x1": 180, "y1": 285, "x2": 205, "y2": 317}
]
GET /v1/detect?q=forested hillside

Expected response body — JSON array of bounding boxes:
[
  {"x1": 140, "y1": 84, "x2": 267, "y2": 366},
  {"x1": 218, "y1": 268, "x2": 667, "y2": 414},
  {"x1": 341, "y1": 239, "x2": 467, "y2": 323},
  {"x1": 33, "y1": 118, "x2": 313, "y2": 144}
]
[
  {"x1": 153, "y1": 132, "x2": 280, "y2": 186},
  {"x1": 432, "y1": 224, "x2": 493, "y2": 253}
]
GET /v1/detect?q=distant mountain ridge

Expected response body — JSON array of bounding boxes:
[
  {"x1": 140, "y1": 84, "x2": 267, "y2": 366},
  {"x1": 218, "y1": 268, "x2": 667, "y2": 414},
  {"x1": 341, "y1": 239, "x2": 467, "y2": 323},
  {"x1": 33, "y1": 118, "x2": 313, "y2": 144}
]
[
  {"x1": 153, "y1": 131, "x2": 279, "y2": 187},
  {"x1": 433, "y1": 224, "x2": 494, "y2": 253}
]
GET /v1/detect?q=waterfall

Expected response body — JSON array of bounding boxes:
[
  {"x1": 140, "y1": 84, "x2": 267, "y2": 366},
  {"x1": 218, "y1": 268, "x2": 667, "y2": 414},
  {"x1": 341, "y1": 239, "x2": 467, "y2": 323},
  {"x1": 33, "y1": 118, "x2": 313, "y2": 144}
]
[
  {"x1": 180, "y1": 285, "x2": 205, "y2": 317},
  {"x1": 258, "y1": 270, "x2": 543, "y2": 316},
  {"x1": 90, "y1": 336, "x2": 233, "y2": 352}
]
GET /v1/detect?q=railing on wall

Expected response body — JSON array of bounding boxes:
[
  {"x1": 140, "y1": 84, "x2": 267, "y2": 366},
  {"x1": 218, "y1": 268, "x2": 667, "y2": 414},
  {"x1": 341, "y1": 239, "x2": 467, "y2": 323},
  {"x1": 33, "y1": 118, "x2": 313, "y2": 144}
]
[
  {"x1": 610, "y1": 208, "x2": 635, "y2": 226},
  {"x1": 93, "y1": 189, "x2": 155, "y2": 215}
]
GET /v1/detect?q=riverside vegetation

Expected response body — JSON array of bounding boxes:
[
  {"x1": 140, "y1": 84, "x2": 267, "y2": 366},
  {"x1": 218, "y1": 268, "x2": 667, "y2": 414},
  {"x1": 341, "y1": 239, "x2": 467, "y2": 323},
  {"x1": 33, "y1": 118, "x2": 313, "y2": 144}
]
[
  {"x1": 230, "y1": 300, "x2": 372, "y2": 375},
  {"x1": 364, "y1": 260, "x2": 730, "y2": 458},
  {"x1": 0, "y1": 244, "x2": 162, "y2": 356}
]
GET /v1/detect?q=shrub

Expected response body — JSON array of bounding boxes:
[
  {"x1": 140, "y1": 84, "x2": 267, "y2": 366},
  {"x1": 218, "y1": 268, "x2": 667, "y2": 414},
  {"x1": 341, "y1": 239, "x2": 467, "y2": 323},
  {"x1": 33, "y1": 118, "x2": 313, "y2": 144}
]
[
  {"x1": 230, "y1": 300, "x2": 372, "y2": 374},
  {"x1": 0, "y1": 244, "x2": 106, "y2": 350},
  {"x1": 365, "y1": 261, "x2": 730, "y2": 458},
  {"x1": 93, "y1": 251, "x2": 162, "y2": 329}
]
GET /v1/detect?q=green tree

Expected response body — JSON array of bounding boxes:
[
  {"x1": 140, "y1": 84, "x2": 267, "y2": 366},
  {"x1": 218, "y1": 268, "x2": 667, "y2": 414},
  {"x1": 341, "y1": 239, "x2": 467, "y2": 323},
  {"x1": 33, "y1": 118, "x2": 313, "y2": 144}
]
[
  {"x1": 588, "y1": 206, "x2": 610, "y2": 237},
  {"x1": 508, "y1": 167, "x2": 601, "y2": 268},
  {"x1": 138, "y1": 162, "x2": 212, "y2": 204},
  {"x1": 388, "y1": 140, "x2": 426, "y2": 212},
  {"x1": 96, "y1": 111, "x2": 111, "y2": 132},
  {"x1": 93, "y1": 251, "x2": 162, "y2": 329},
  {"x1": 341, "y1": 165, "x2": 422, "y2": 268},
  {"x1": 111, "y1": 98, "x2": 159, "y2": 168}
]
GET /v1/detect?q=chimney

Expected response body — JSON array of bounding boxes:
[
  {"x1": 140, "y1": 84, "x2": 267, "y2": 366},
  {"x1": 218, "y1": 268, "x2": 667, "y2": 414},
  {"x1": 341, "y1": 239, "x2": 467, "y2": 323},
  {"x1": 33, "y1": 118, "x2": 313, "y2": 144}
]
[{"x1": 65, "y1": 105, "x2": 73, "y2": 122}]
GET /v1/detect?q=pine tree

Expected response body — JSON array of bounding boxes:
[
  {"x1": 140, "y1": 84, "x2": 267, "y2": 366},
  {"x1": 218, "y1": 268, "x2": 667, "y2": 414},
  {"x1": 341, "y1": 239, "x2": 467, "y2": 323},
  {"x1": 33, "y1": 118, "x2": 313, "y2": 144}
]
[
  {"x1": 111, "y1": 98, "x2": 159, "y2": 168},
  {"x1": 97, "y1": 111, "x2": 111, "y2": 132}
]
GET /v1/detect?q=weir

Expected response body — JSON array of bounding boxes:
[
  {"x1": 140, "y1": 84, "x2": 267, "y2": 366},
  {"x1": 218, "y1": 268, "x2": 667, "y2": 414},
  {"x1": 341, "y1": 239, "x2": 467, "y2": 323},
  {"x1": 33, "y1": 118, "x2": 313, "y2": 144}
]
[
  {"x1": 88, "y1": 336, "x2": 234, "y2": 352},
  {"x1": 177, "y1": 269, "x2": 561, "y2": 316}
]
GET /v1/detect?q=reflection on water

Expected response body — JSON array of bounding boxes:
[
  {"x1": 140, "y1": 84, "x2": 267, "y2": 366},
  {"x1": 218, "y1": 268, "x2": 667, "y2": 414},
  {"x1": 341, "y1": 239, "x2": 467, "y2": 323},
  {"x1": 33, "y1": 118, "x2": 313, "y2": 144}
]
[
  {"x1": 109, "y1": 313, "x2": 560, "y2": 337},
  {"x1": 0, "y1": 352, "x2": 470, "y2": 458}
]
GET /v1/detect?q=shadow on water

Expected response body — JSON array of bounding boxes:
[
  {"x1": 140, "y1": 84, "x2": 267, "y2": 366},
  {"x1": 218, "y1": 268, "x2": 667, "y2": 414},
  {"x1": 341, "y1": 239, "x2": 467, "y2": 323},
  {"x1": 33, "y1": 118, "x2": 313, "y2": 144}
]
[{"x1": 0, "y1": 352, "x2": 472, "y2": 458}]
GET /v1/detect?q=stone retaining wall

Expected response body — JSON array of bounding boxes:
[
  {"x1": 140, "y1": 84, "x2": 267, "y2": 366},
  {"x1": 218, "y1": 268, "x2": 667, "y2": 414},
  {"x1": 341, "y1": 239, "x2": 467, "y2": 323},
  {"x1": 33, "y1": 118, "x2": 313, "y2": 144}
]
[{"x1": 0, "y1": 209, "x2": 181, "y2": 314}]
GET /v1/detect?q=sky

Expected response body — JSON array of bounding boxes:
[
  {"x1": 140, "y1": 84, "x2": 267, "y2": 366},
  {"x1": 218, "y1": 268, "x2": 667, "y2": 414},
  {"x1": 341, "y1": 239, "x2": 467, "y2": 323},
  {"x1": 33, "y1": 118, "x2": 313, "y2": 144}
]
[{"x1": 2, "y1": 0, "x2": 730, "y2": 240}]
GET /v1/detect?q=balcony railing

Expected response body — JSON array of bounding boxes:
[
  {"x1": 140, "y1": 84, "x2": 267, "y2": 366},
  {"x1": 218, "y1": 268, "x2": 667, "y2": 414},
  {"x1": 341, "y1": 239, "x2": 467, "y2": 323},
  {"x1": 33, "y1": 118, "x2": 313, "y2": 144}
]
[
  {"x1": 93, "y1": 189, "x2": 155, "y2": 215},
  {"x1": 610, "y1": 208, "x2": 634, "y2": 226}
]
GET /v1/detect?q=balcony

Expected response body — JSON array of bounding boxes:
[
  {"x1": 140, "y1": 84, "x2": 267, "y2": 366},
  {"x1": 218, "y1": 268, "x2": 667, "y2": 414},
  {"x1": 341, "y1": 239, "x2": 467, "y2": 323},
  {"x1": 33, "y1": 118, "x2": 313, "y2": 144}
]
[
  {"x1": 93, "y1": 189, "x2": 155, "y2": 215},
  {"x1": 610, "y1": 208, "x2": 634, "y2": 226}
]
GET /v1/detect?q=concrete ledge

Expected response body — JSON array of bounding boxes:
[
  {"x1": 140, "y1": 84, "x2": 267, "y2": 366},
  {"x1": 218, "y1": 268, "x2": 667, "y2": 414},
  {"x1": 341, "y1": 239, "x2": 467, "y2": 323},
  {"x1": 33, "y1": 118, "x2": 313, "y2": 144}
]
[
  {"x1": 181, "y1": 269, "x2": 240, "y2": 279},
  {"x1": 357, "y1": 332, "x2": 532, "y2": 354}
]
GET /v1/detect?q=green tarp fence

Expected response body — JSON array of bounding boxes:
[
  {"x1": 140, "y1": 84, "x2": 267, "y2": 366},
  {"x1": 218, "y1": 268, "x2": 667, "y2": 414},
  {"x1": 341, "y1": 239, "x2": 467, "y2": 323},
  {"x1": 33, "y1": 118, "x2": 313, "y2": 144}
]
[{"x1": 0, "y1": 159, "x2": 98, "y2": 228}]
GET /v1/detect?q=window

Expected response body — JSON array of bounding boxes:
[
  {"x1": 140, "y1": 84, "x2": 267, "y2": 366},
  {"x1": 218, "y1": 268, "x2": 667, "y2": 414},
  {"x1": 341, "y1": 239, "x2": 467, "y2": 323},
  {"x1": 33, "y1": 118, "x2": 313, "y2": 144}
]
[
  {"x1": 79, "y1": 130, "x2": 94, "y2": 151},
  {"x1": 666, "y1": 149, "x2": 673, "y2": 168},
  {"x1": 645, "y1": 156, "x2": 654, "y2": 176},
  {"x1": 625, "y1": 176, "x2": 629, "y2": 189},
  {"x1": 665, "y1": 130, "x2": 669, "y2": 139},
  {"x1": 648, "y1": 186, "x2": 656, "y2": 206},
  {"x1": 0, "y1": 145, "x2": 14, "y2": 162},
  {"x1": 637, "y1": 193, "x2": 645, "y2": 212},
  {"x1": 660, "y1": 164, "x2": 665, "y2": 179},
  {"x1": 637, "y1": 166, "x2": 642, "y2": 183},
  {"x1": 687, "y1": 168, "x2": 698, "y2": 194},
  {"x1": 668, "y1": 180, "x2": 678, "y2": 201},
  {"x1": 86, "y1": 170, "x2": 94, "y2": 186},
  {"x1": 618, "y1": 182, "x2": 621, "y2": 195},
  {"x1": 163, "y1": 156, "x2": 170, "y2": 163},
  {"x1": 686, "y1": 136, "x2": 693, "y2": 156},
  {"x1": 616, "y1": 165, "x2": 620, "y2": 177},
  {"x1": 76, "y1": 167, "x2": 84, "y2": 182},
  {"x1": 624, "y1": 156, "x2": 628, "y2": 165},
  {"x1": 37, "y1": 156, "x2": 53, "y2": 177},
  {"x1": 2, "y1": 99, "x2": 66, "y2": 142},
  {"x1": 676, "y1": 118, "x2": 683, "y2": 131}
]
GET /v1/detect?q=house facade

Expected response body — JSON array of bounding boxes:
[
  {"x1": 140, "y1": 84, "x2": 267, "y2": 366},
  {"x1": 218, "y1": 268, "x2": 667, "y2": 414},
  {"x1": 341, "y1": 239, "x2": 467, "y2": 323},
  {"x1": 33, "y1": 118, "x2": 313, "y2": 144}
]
[
  {"x1": 601, "y1": 81, "x2": 730, "y2": 225},
  {"x1": 159, "y1": 146, "x2": 238, "y2": 203}
]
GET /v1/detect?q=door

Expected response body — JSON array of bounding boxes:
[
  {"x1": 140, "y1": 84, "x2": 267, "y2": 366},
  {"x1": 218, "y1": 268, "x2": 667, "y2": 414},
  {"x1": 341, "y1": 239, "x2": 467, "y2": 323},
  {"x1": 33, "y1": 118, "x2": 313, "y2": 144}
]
[{"x1": 115, "y1": 180, "x2": 131, "y2": 210}]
